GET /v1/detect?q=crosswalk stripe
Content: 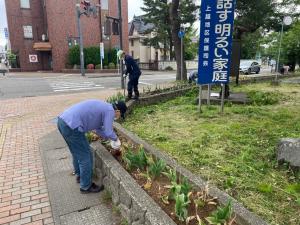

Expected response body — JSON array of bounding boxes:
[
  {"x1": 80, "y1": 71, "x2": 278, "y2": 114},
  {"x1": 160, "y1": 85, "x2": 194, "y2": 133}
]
[
  {"x1": 47, "y1": 79, "x2": 105, "y2": 92},
  {"x1": 53, "y1": 86, "x2": 105, "y2": 92}
]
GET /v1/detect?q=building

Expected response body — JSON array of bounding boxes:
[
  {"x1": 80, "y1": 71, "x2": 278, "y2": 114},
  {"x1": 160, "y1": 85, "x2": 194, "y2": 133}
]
[
  {"x1": 128, "y1": 15, "x2": 169, "y2": 63},
  {"x1": 5, "y1": 0, "x2": 129, "y2": 72}
]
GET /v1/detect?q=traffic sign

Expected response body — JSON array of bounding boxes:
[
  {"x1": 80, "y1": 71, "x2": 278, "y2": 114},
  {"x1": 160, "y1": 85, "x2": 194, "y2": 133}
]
[
  {"x1": 29, "y1": 55, "x2": 38, "y2": 63},
  {"x1": 178, "y1": 30, "x2": 185, "y2": 39}
]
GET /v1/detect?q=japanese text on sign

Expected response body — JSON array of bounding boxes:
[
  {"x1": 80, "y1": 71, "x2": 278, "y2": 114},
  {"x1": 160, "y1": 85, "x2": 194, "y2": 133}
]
[{"x1": 198, "y1": 0, "x2": 236, "y2": 85}]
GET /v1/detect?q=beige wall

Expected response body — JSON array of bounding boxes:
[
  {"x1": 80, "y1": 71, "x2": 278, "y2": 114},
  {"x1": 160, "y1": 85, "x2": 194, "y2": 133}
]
[{"x1": 129, "y1": 30, "x2": 169, "y2": 63}]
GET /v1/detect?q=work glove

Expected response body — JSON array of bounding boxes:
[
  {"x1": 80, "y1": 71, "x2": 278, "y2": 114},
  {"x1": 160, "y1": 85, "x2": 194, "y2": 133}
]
[
  {"x1": 110, "y1": 138, "x2": 121, "y2": 150},
  {"x1": 123, "y1": 74, "x2": 128, "y2": 78}
]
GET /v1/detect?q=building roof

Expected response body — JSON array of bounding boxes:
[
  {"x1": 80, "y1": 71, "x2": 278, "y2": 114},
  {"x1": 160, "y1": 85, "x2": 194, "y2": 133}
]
[{"x1": 128, "y1": 15, "x2": 155, "y2": 36}]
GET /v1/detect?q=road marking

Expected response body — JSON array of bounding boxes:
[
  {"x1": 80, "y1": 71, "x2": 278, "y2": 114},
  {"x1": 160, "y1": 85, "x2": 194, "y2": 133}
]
[
  {"x1": 139, "y1": 81, "x2": 153, "y2": 85},
  {"x1": 47, "y1": 79, "x2": 105, "y2": 92}
]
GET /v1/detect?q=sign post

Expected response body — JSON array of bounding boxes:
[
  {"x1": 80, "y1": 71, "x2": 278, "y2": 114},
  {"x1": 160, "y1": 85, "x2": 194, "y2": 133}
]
[
  {"x1": 100, "y1": 42, "x2": 104, "y2": 70},
  {"x1": 197, "y1": 0, "x2": 236, "y2": 113},
  {"x1": 178, "y1": 30, "x2": 185, "y2": 81}
]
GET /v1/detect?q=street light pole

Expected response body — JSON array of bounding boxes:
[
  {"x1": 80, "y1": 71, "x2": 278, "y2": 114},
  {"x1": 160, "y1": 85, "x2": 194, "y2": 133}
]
[
  {"x1": 275, "y1": 20, "x2": 284, "y2": 82},
  {"x1": 76, "y1": 3, "x2": 85, "y2": 77},
  {"x1": 118, "y1": 0, "x2": 125, "y2": 89}
]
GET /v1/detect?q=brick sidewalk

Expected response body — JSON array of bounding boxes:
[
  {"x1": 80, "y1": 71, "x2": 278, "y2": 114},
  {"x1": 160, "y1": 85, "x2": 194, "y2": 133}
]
[{"x1": 0, "y1": 90, "x2": 117, "y2": 225}]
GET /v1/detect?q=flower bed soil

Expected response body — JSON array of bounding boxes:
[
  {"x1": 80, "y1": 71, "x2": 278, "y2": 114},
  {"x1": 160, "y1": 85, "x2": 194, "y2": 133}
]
[{"x1": 92, "y1": 133, "x2": 238, "y2": 225}]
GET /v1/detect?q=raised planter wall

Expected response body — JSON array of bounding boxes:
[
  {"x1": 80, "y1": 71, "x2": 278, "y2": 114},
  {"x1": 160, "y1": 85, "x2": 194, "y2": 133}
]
[{"x1": 91, "y1": 124, "x2": 269, "y2": 225}]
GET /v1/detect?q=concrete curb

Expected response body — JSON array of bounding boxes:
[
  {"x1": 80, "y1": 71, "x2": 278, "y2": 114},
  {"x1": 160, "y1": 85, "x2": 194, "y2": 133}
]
[{"x1": 112, "y1": 123, "x2": 270, "y2": 225}]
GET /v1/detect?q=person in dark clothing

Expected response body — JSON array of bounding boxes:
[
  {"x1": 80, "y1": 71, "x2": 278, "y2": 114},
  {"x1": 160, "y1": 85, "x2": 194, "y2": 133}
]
[{"x1": 117, "y1": 50, "x2": 141, "y2": 100}]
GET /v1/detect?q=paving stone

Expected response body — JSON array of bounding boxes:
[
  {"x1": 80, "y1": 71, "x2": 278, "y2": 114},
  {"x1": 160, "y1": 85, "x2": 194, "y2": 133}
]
[{"x1": 60, "y1": 205, "x2": 119, "y2": 225}]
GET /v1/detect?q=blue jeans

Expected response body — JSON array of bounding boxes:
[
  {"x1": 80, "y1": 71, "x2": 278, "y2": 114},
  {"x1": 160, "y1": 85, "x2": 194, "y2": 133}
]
[{"x1": 57, "y1": 117, "x2": 93, "y2": 190}]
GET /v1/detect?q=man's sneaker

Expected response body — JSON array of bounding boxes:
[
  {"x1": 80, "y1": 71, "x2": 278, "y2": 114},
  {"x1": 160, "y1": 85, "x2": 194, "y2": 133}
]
[
  {"x1": 80, "y1": 183, "x2": 104, "y2": 194},
  {"x1": 76, "y1": 176, "x2": 80, "y2": 183}
]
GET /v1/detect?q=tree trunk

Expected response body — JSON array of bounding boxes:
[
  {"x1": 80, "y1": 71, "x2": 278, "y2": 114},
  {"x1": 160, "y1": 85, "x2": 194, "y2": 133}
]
[
  {"x1": 168, "y1": 29, "x2": 173, "y2": 60},
  {"x1": 163, "y1": 38, "x2": 167, "y2": 61},
  {"x1": 170, "y1": 0, "x2": 187, "y2": 80}
]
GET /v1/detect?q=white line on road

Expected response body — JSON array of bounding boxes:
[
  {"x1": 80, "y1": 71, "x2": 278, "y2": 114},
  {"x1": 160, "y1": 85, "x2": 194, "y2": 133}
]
[
  {"x1": 53, "y1": 86, "x2": 105, "y2": 92},
  {"x1": 139, "y1": 81, "x2": 153, "y2": 85}
]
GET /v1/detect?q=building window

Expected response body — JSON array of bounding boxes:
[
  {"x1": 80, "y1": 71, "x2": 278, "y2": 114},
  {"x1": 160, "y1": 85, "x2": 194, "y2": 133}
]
[
  {"x1": 101, "y1": 0, "x2": 108, "y2": 10},
  {"x1": 20, "y1": 0, "x2": 30, "y2": 9},
  {"x1": 23, "y1": 26, "x2": 33, "y2": 39},
  {"x1": 131, "y1": 40, "x2": 134, "y2": 47},
  {"x1": 131, "y1": 51, "x2": 134, "y2": 58}
]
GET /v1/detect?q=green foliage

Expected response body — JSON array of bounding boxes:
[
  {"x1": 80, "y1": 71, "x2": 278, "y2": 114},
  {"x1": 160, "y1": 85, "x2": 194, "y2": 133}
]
[
  {"x1": 163, "y1": 167, "x2": 177, "y2": 183},
  {"x1": 108, "y1": 62, "x2": 116, "y2": 69},
  {"x1": 106, "y1": 92, "x2": 125, "y2": 104},
  {"x1": 95, "y1": 64, "x2": 101, "y2": 69},
  {"x1": 85, "y1": 132, "x2": 93, "y2": 143},
  {"x1": 257, "y1": 183, "x2": 273, "y2": 194},
  {"x1": 175, "y1": 193, "x2": 190, "y2": 222},
  {"x1": 286, "y1": 183, "x2": 300, "y2": 195},
  {"x1": 241, "y1": 30, "x2": 264, "y2": 59},
  {"x1": 67, "y1": 46, "x2": 118, "y2": 67},
  {"x1": 248, "y1": 91, "x2": 280, "y2": 105},
  {"x1": 180, "y1": 177, "x2": 192, "y2": 198},
  {"x1": 123, "y1": 148, "x2": 149, "y2": 171},
  {"x1": 206, "y1": 201, "x2": 233, "y2": 225},
  {"x1": 148, "y1": 158, "x2": 166, "y2": 180},
  {"x1": 165, "y1": 66, "x2": 173, "y2": 71}
]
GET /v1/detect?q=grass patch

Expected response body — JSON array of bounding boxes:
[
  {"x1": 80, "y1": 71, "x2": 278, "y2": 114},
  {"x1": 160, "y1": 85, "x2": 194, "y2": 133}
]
[{"x1": 123, "y1": 82, "x2": 300, "y2": 225}]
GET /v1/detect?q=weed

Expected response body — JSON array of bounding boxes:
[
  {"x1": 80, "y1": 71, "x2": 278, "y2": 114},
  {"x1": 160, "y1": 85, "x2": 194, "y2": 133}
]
[
  {"x1": 206, "y1": 200, "x2": 233, "y2": 225},
  {"x1": 257, "y1": 183, "x2": 273, "y2": 194},
  {"x1": 120, "y1": 218, "x2": 129, "y2": 225},
  {"x1": 148, "y1": 158, "x2": 166, "y2": 180},
  {"x1": 102, "y1": 190, "x2": 112, "y2": 204},
  {"x1": 248, "y1": 90, "x2": 280, "y2": 105}
]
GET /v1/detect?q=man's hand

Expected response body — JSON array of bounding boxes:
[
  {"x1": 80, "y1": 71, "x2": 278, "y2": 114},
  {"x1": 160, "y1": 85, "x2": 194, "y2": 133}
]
[
  {"x1": 122, "y1": 74, "x2": 128, "y2": 78},
  {"x1": 110, "y1": 138, "x2": 121, "y2": 150}
]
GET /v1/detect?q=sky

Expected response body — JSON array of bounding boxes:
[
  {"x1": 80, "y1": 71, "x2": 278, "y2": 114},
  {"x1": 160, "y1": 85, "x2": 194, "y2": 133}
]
[{"x1": 0, "y1": 0, "x2": 8, "y2": 46}]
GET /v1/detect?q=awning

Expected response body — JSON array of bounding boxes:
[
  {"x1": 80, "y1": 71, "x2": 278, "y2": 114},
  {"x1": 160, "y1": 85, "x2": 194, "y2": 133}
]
[{"x1": 33, "y1": 42, "x2": 52, "y2": 51}]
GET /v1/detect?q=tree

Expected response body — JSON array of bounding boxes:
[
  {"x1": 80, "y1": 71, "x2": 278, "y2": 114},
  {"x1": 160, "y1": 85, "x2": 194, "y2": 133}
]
[
  {"x1": 142, "y1": 0, "x2": 198, "y2": 80},
  {"x1": 183, "y1": 27, "x2": 198, "y2": 60},
  {"x1": 169, "y1": 0, "x2": 198, "y2": 80}
]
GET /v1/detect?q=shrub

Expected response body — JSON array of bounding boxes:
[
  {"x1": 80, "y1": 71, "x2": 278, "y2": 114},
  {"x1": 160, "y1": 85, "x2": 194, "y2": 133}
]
[
  {"x1": 108, "y1": 62, "x2": 116, "y2": 69},
  {"x1": 68, "y1": 45, "x2": 80, "y2": 65},
  {"x1": 95, "y1": 64, "x2": 101, "y2": 69},
  {"x1": 165, "y1": 66, "x2": 174, "y2": 71}
]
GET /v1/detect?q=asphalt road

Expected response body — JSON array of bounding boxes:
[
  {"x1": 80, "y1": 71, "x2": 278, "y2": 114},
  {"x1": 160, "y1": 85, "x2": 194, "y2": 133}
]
[{"x1": 0, "y1": 72, "x2": 177, "y2": 99}]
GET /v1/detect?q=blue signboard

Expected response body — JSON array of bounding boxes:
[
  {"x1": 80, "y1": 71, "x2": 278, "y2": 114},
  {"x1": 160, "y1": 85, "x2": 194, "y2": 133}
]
[
  {"x1": 4, "y1": 28, "x2": 8, "y2": 39},
  {"x1": 178, "y1": 30, "x2": 185, "y2": 39},
  {"x1": 198, "y1": 0, "x2": 236, "y2": 85}
]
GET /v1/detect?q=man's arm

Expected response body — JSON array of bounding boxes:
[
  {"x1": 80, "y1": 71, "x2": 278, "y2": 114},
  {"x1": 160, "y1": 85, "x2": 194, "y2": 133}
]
[{"x1": 95, "y1": 110, "x2": 117, "y2": 141}]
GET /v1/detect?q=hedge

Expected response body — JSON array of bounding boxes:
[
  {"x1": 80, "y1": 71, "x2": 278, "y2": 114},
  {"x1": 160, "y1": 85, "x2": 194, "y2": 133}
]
[{"x1": 68, "y1": 45, "x2": 118, "y2": 68}]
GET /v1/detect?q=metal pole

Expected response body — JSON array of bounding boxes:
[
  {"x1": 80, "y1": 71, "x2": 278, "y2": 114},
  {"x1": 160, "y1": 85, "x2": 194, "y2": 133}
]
[
  {"x1": 76, "y1": 4, "x2": 85, "y2": 76},
  {"x1": 198, "y1": 85, "x2": 202, "y2": 113},
  {"x1": 276, "y1": 20, "x2": 284, "y2": 82},
  {"x1": 181, "y1": 37, "x2": 183, "y2": 81},
  {"x1": 207, "y1": 84, "x2": 211, "y2": 106},
  {"x1": 118, "y1": 0, "x2": 125, "y2": 89},
  {"x1": 220, "y1": 83, "x2": 225, "y2": 113}
]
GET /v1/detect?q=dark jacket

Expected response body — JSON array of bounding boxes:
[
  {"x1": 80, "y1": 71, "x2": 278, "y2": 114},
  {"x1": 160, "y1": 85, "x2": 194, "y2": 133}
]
[{"x1": 124, "y1": 55, "x2": 141, "y2": 79}]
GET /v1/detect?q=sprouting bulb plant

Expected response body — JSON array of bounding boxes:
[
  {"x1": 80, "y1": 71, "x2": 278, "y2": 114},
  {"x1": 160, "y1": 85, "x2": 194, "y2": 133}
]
[
  {"x1": 175, "y1": 193, "x2": 190, "y2": 222},
  {"x1": 122, "y1": 147, "x2": 148, "y2": 171},
  {"x1": 148, "y1": 158, "x2": 166, "y2": 180},
  {"x1": 206, "y1": 200, "x2": 233, "y2": 225},
  {"x1": 163, "y1": 167, "x2": 177, "y2": 183}
]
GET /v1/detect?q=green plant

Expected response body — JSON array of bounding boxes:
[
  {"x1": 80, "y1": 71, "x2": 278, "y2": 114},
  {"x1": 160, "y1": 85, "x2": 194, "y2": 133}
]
[
  {"x1": 165, "y1": 66, "x2": 174, "y2": 71},
  {"x1": 106, "y1": 92, "x2": 125, "y2": 103},
  {"x1": 180, "y1": 177, "x2": 192, "y2": 198},
  {"x1": 175, "y1": 193, "x2": 190, "y2": 222},
  {"x1": 163, "y1": 167, "x2": 177, "y2": 183},
  {"x1": 148, "y1": 158, "x2": 166, "y2": 180},
  {"x1": 95, "y1": 64, "x2": 101, "y2": 69},
  {"x1": 108, "y1": 62, "x2": 116, "y2": 69},
  {"x1": 165, "y1": 181, "x2": 182, "y2": 200},
  {"x1": 248, "y1": 91, "x2": 280, "y2": 105},
  {"x1": 102, "y1": 190, "x2": 112, "y2": 204},
  {"x1": 123, "y1": 148, "x2": 149, "y2": 171},
  {"x1": 206, "y1": 200, "x2": 233, "y2": 225},
  {"x1": 257, "y1": 183, "x2": 273, "y2": 194}
]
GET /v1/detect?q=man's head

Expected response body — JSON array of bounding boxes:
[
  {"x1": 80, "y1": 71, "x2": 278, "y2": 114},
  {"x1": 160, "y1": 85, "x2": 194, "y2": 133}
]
[
  {"x1": 117, "y1": 50, "x2": 125, "y2": 60},
  {"x1": 112, "y1": 100, "x2": 127, "y2": 120}
]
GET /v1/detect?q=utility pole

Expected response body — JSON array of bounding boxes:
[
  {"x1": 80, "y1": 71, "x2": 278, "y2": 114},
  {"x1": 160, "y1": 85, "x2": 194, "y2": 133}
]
[
  {"x1": 76, "y1": 3, "x2": 85, "y2": 76},
  {"x1": 118, "y1": 0, "x2": 125, "y2": 89}
]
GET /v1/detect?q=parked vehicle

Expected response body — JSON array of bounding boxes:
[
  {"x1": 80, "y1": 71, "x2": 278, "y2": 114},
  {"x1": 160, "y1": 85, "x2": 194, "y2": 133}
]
[{"x1": 239, "y1": 60, "x2": 261, "y2": 75}]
